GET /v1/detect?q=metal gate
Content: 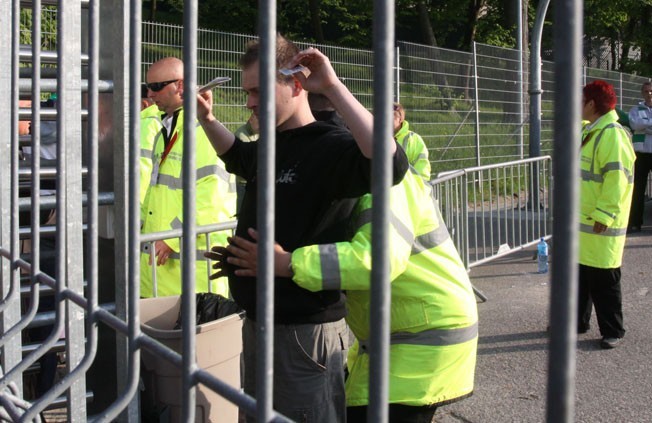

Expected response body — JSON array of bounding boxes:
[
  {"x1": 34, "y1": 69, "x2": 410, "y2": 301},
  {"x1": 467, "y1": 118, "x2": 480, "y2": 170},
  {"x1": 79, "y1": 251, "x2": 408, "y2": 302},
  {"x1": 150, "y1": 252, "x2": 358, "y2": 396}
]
[{"x1": 2, "y1": 0, "x2": 582, "y2": 422}]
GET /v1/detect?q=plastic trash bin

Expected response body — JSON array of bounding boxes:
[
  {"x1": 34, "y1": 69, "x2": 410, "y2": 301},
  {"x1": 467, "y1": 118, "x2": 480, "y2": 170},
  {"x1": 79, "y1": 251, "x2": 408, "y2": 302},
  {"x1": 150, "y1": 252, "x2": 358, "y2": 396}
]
[{"x1": 140, "y1": 296, "x2": 244, "y2": 422}]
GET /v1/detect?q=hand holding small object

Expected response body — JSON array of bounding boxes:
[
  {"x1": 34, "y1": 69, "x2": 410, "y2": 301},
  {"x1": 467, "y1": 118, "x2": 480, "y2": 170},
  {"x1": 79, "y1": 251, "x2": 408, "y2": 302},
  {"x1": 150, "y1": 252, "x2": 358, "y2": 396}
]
[{"x1": 197, "y1": 76, "x2": 231, "y2": 93}]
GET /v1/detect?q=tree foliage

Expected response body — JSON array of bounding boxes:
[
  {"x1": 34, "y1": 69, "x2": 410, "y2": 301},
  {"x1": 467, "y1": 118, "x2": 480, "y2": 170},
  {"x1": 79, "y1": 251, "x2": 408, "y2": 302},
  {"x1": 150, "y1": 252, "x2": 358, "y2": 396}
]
[
  {"x1": 583, "y1": 0, "x2": 652, "y2": 73},
  {"x1": 140, "y1": 0, "x2": 652, "y2": 72}
]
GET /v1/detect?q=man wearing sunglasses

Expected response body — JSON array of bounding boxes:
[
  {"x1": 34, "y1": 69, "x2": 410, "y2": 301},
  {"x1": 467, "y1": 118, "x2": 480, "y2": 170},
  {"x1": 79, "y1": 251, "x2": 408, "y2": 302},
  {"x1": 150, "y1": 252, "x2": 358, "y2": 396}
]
[{"x1": 140, "y1": 57, "x2": 236, "y2": 299}]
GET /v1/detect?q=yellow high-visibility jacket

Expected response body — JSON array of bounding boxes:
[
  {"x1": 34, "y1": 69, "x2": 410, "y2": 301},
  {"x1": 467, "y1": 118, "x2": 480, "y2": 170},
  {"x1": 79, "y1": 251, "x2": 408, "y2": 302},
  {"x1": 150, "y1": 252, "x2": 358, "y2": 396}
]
[
  {"x1": 140, "y1": 105, "x2": 162, "y2": 218},
  {"x1": 395, "y1": 120, "x2": 431, "y2": 181},
  {"x1": 291, "y1": 172, "x2": 478, "y2": 407},
  {"x1": 580, "y1": 109, "x2": 635, "y2": 268},
  {"x1": 140, "y1": 108, "x2": 236, "y2": 297}
]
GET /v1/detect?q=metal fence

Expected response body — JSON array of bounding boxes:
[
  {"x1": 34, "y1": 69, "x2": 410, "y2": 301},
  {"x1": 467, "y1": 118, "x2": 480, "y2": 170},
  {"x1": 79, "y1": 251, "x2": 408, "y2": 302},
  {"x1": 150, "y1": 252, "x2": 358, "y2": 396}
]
[
  {"x1": 431, "y1": 156, "x2": 552, "y2": 270},
  {"x1": 139, "y1": 23, "x2": 651, "y2": 174},
  {"x1": 3, "y1": 3, "x2": 650, "y2": 422}
]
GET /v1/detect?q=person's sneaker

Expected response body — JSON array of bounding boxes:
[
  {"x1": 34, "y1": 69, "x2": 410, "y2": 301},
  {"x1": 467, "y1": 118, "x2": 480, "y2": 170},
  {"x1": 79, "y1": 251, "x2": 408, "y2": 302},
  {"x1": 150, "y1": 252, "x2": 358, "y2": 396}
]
[{"x1": 600, "y1": 337, "x2": 622, "y2": 349}]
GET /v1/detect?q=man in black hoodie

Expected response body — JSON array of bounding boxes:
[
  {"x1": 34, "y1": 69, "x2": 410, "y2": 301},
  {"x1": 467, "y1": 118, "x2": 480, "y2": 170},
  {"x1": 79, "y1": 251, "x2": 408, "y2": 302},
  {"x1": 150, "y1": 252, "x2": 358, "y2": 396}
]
[{"x1": 198, "y1": 34, "x2": 408, "y2": 422}]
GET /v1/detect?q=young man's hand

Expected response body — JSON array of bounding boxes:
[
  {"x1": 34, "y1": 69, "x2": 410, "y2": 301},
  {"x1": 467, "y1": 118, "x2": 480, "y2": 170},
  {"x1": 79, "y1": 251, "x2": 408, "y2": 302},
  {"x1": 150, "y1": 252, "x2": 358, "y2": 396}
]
[
  {"x1": 208, "y1": 228, "x2": 293, "y2": 278},
  {"x1": 196, "y1": 90, "x2": 214, "y2": 123},
  {"x1": 287, "y1": 48, "x2": 341, "y2": 95}
]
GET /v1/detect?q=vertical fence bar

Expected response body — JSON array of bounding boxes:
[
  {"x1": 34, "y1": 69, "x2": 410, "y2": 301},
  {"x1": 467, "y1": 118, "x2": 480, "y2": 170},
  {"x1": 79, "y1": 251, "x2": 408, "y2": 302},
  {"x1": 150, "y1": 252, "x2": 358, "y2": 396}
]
[
  {"x1": 472, "y1": 42, "x2": 481, "y2": 167},
  {"x1": 31, "y1": 0, "x2": 43, "y2": 326},
  {"x1": 257, "y1": 1, "x2": 277, "y2": 421},
  {"x1": 547, "y1": 0, "x2": 582, "y2": 422},
  {"x1": 181, "y1": 0, "x2": 199, "y2": 420},
  {"x1": 462, "y1": 174, "x2": 470, "y2": 267},
  {"x1": 101, "y1": 0, "x2": 136, "y2": 418},
  {"x1": 0, "y1": 0, "x2": 22, "y2": 390},
  {"x1": 85, "y1": 0, "x2": 101, "y2": 409},
  {"x1": 368, "y1": 0, "x2": 395, "y2": 422},
  {"x1": 619, "y1": 72, "x2": 623, "y2": 110},
  {"x1": 58, "y1": 0, "x2": 87, "y2": 418},
  {"x1": 395, "y1": 46, "x2": 400, "y2": 103},
  {"x1": 517, "y1": 0, "x2": 524, "y2": 159}
]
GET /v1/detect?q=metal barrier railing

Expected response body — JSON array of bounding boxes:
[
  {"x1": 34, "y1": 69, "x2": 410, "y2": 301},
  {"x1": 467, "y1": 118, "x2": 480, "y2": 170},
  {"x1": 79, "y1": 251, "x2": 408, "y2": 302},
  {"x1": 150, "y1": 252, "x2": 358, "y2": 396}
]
[
  {"x1": 431, "y1": 156, "x2": 553, "y2": 270},
  {"x1": 141, "y1": 222, "x2": 237, "y2": 298}
]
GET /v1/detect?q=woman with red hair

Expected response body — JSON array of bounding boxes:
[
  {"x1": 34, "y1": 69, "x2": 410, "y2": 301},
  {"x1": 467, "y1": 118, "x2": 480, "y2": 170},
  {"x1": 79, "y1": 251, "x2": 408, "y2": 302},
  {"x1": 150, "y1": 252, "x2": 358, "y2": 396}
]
[{"x1": 578, "y1": 80, "x2": 636, "y2": 349}]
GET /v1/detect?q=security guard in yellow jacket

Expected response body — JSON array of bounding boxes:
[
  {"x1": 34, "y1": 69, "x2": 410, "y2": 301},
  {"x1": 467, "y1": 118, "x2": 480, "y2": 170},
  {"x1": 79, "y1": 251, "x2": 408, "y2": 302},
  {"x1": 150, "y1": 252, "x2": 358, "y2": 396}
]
[
  {"x1": 579, "y1": 80, "x2": 635, "y2": 349},
  {"x1": 140, "y1": 104, "x2": 162, "y2": 212},
  {"x1": 216, "y1": 169, "x2": 478, "y2": 421},
  {"x1": 394, "y1": 102, "x2": 431, "y2": 181},
  {"x1": 141, "y1": 57, "x2": 236, "y2": 298},
  {"x1": 292, "y1": 171, "x2": 477, "y2": 421}
]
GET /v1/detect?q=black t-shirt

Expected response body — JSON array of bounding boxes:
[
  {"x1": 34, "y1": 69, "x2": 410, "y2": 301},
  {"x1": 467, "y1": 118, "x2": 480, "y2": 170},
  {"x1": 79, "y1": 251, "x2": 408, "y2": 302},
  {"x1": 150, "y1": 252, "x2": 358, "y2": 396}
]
[{"x1": 220, "y1": 120, "x2": 409, "y2": 323}]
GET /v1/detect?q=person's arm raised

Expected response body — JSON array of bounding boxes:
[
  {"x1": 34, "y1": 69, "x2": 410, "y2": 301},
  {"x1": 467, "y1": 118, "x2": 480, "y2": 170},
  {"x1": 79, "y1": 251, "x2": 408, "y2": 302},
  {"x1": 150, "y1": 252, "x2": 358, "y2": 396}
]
[
  {"x1": 289, "y1": 48, "x2": 396, "y2": 158},
  {"x1": 196, "y1": 90, "x2": 236, "y2": 155}
]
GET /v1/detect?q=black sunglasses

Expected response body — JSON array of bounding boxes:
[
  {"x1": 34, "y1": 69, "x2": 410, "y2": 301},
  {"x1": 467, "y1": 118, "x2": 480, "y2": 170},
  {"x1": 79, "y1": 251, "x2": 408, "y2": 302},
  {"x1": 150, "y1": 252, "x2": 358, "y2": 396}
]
[{"x1": 145, "y1": 79, "x2": 179, "y2": 92}]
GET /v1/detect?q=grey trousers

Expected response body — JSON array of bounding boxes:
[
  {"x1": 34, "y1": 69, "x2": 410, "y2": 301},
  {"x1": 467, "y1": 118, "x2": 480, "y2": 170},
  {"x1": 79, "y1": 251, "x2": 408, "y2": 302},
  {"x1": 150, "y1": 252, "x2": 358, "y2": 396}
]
[{"x1": 242, "y1": 317, "x2": 348, "y2": 423}]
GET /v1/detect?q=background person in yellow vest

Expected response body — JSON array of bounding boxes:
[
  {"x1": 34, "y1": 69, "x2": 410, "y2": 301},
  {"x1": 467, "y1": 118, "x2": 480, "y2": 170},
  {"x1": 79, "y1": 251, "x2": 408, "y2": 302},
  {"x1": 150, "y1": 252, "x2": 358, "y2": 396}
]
[
  {"x1": 626, "y1": 81, "x2": 652, "y2": 233},
  {"x1": 394, "y1": 102, "x2": 431, "y2": 181},
  {"x1": 216, "y1": 171, "x2": 478, "y2": 422},
  {"x1": 140, "y1": 83, "x2": 162, "y2": 214},
  {"x1": 579, "y1": 80, "x2": 635, "y2": 349},
  {"x1": 140, "y1": 57, "x2": 236, "y2": 298}
]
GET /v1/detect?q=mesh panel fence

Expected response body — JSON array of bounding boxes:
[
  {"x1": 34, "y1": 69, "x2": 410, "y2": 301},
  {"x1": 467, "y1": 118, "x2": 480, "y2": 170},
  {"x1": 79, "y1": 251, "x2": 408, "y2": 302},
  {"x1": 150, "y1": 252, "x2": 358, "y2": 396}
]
[{"x1": 139, "y1": 22, "x2": 651, "y2": 173}]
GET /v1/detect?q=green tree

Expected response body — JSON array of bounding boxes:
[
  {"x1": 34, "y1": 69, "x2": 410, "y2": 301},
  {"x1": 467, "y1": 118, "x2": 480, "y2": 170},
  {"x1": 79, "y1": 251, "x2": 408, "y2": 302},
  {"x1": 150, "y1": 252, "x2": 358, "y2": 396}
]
[{"x1": 582, "y1": 0, "x2": 652, "y2": 73}]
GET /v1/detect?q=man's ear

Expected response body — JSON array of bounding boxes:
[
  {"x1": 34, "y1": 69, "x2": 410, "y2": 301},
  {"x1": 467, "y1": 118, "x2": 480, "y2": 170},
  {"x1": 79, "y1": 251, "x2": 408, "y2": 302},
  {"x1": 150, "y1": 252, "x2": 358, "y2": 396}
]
[
  {"x1": 176, "y1": 79, "x2": 184, "y2": 95},
  {"x1": 291, "y1": 77, "x2": 303, "y2": 97}
]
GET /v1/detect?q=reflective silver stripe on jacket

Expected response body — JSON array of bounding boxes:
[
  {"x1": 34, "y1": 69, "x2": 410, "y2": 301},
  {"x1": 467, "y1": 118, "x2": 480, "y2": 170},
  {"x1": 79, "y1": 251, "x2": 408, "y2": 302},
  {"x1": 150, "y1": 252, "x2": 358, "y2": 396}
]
[
  {"x1": 411, "y1": 224, "x2": 450, "y2": 255},
  {"x1": 580, "y1": 171, "x2": 634, "y2": 185},
  {"x1": 580, "y1": 170, "x2": 602, "y2": 183},
  {"x1": 358, "y1": 322, "x2": 478, "y2": 354},
  {"x1": 601, "y1": 162, "x2": 634, "y2": 183},
  {"x1": 140, "y1": 148, "x2": 152, "y2": 159},
  {"x1": 355, "y1": 209, "x2": 414, "y2": 247},
  {"x1": 588, "y1": 123, "x2": 627, "y2": 174},
  {"x1": 154, "y1": 164, "x2": 231, "y2": 190},
  {"x1": 579, "y1": 223, "x2": 627, "y2": 236},
  {"x1": 319, "y1": 244, "x2": 341, "y2": 290}
]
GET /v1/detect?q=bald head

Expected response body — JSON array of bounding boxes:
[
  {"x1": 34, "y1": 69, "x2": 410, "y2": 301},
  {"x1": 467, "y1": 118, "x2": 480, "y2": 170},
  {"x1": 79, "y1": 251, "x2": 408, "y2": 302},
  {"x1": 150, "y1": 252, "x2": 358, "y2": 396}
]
[
  {"x1": 148, "y1": 57, "x2": 184, "y2": 81},
  {"x1": 146, "y1": 57, "x2": 184, "y2": 115}
]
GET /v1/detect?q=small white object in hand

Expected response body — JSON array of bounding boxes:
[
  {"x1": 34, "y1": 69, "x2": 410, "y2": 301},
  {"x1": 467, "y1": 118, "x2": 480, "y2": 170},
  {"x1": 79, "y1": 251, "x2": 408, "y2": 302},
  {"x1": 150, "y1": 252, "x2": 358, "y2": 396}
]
[{"x1": 279, "y1": 65, "x2": 307, "y2": 76}]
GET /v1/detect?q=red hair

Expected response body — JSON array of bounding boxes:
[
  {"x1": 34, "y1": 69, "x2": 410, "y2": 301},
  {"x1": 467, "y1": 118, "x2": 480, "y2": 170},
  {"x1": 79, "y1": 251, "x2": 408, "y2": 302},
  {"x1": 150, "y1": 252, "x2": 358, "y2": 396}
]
[{"x1": 583, "y1": 80, "x2": 617, "y2": 115}]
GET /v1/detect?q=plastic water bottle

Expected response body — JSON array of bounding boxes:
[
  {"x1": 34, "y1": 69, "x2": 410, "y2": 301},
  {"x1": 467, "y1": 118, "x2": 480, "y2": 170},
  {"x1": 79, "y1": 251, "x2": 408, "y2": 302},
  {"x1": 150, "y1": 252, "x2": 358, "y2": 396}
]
[{"x1": 537, "y1": 238, "x2": 549, "y2": 274}]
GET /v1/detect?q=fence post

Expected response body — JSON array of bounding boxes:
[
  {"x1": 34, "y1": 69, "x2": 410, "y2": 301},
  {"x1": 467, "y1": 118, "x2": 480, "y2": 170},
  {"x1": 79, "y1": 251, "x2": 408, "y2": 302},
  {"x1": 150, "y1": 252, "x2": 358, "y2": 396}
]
[
  {"x1": 619, "y1": 72, "x2": 623, "y2": 110},
  {"x1": 472, "y1": 42, "x2": 481, "y2": 167},
  {"x1": 0, "y1": 0, "x2": 23, "y2": 392},
  {"x1": 395, "y1": 46, "x2": 400, "y2": 102},
  {"x1": 547, "y1": 0, "x2": 582, "y2": 421},
  {"x1": 517, "y1": 0, "x2": 524, "y2": 160}
]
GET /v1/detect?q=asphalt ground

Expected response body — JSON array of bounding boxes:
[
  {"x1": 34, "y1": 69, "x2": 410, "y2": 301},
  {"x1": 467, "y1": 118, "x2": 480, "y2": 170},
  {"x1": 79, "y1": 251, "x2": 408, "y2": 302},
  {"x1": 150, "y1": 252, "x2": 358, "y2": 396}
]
[{"x1": 436, "y1": 206, "x2": 652, "y2": 423}]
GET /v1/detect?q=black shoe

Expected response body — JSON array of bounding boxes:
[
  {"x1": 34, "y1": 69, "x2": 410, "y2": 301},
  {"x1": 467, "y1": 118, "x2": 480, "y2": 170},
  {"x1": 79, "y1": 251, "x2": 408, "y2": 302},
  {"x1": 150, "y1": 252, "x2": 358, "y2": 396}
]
[
  {"x1": 627, "y1": 225, "x2": 641, "y2": 234},
  {"x1": 600, "y1": 337, "x2": 622, "y2": 349}
]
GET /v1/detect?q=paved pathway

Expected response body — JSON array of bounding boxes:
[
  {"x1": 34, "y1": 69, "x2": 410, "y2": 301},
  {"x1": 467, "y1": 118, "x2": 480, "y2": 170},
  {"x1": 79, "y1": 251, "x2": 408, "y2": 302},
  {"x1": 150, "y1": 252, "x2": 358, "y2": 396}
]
[{"x1": 437, "y1": 220, "x2": 652, "y2": 423}]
